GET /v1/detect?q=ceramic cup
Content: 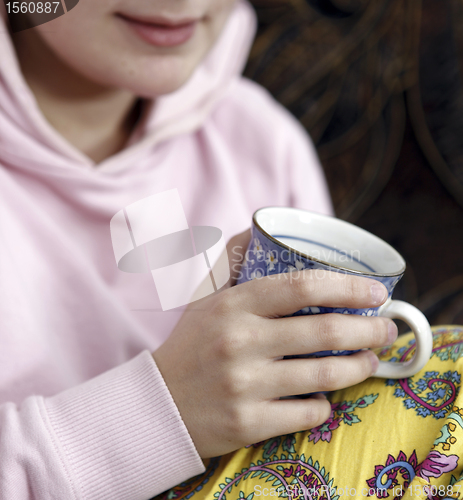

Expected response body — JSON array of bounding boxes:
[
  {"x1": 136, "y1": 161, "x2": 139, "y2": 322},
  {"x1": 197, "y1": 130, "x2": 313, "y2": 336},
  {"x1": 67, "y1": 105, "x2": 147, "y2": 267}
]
[{"x1": 236, "y1": 207, "x2": 433, "y2": 379}]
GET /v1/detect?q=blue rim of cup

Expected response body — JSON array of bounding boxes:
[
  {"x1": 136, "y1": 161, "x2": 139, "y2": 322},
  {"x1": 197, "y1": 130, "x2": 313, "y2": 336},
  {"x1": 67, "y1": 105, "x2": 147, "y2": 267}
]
[{"x1": 252, "y1": 207, "x2": 407, "y2": 279}]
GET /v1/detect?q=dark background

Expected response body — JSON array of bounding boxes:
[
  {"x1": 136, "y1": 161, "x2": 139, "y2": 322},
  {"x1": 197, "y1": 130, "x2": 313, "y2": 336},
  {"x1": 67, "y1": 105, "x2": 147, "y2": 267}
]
[{"x1": 245, "y1": 0, "x2": 463, "y2": 326}]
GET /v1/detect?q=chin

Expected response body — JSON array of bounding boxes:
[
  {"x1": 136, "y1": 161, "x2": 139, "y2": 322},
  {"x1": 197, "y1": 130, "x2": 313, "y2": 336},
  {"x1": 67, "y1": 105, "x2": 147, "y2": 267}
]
[
  {"x1": 95, "y1": 53, "x2": 201, "y2": 98},
  {"x1": 129, "y1": 69, "x2": 197, "y2": 98}
]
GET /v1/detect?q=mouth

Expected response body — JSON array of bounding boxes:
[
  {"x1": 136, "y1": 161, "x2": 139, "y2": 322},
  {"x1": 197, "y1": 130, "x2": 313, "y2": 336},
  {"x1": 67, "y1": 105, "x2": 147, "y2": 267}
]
[{"x1": 117, "y1": 13, "x2": 199, "y2": 48}]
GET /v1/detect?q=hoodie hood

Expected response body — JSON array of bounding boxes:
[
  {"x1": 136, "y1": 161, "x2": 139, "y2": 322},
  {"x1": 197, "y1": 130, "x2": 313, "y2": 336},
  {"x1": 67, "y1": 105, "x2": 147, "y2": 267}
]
[{"x1": 0, "y1": 1, "x2": 256, "y2": 174}]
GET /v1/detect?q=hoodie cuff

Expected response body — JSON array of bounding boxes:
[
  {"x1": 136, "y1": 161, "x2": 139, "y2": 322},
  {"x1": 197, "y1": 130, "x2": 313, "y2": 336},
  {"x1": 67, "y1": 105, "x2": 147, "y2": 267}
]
[{"x1": 43, "y1": 351, "x2": 205, "y2": 500}]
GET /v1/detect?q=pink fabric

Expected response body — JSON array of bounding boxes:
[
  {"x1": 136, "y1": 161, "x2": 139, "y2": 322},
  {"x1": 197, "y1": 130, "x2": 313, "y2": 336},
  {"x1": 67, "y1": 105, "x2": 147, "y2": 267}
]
[{"x1": 0, "y1": 2, "x2": 333, "y2": 499}]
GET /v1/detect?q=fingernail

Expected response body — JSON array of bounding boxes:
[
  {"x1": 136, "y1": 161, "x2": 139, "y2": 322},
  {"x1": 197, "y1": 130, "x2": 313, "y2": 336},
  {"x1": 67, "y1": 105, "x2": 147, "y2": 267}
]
[
  {"x1": 388, "y1": 321, "x2": 398, "y2": 344},
  {"x1": 371, "y1": 283, "x2": 387, "y2": 305},
  {"x1": 367, "y1": 350, "x2": 379, "y2": 374}
]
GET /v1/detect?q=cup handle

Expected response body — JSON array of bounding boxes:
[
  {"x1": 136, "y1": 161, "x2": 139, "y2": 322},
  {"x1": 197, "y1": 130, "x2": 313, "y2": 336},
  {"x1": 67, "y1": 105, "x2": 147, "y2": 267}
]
[{"x1": 374, "y1": 298, "x2": 433, "y2": 379}]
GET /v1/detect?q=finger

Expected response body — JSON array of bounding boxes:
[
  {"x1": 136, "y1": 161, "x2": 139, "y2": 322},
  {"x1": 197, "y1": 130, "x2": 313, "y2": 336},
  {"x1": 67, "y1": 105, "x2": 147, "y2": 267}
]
[
  {"x1": 257, "y1": 351, "x2": 378, "y2": 400},
  {"x1": 234, "y1": 270, "x2": 388, "y2": 317},
  {"x1": 250, "y1": 397, "x2": 332, "y2": 440},
  {"x1": 260, "y1": 314, "x2": 398, "y2": 358}
]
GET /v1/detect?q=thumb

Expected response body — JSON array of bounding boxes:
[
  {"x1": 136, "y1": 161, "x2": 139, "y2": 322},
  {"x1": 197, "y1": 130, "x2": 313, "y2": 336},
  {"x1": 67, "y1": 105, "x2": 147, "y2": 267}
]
[{"x1": 224, "y1": 229, "x2": 251, "y2": 289}]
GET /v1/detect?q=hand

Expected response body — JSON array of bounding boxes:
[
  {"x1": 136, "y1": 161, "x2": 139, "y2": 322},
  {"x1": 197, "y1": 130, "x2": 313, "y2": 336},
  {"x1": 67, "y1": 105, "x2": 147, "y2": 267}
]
[{"x1": 152, "y1": 230, "x2": 398, "y2": 458}]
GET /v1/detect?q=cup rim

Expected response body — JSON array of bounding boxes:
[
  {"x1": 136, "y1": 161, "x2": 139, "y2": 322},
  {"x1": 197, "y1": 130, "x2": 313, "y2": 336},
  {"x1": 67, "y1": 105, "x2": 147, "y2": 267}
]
[{"x1": 252, "y1": 207, "x2": 406, "y2": 278}]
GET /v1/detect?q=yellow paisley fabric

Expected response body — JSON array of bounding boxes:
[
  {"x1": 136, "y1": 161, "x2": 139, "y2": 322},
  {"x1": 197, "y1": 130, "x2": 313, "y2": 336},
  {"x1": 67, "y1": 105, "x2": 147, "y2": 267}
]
[{"x1": 155, "y1": 326, "x2": 463, "y2": 500}]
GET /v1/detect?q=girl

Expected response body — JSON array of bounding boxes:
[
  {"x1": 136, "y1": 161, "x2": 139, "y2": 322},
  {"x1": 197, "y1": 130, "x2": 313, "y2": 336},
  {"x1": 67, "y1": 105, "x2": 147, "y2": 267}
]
[{"x1": 1, "y1": 1, "x2": 461, "y2": 499}]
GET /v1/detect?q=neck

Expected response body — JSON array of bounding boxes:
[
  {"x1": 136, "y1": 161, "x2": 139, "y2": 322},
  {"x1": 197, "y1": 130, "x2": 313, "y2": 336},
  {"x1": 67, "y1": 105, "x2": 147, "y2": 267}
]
[{"x1": 12, "y1": 30, "x2": 142, "y2": 164}]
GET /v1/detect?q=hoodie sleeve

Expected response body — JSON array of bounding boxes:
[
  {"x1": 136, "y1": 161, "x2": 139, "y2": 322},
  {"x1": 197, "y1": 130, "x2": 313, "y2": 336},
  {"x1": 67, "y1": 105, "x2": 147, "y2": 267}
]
[{"x1": 0, "y1": 351, "x2": 205, "y2": 500}]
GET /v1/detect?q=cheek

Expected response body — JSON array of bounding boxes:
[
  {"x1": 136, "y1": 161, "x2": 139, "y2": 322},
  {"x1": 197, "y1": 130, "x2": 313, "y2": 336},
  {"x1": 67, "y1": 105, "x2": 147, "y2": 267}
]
[
  {"x1": 35, "y1": 0, "x2": 238, "y2": 96},
  {"x1": 207, "y1": 0, "x2": 237, "y2": 36},
  {"x1": 36, "y1": 3, "x2": 120, "y2": 78}
]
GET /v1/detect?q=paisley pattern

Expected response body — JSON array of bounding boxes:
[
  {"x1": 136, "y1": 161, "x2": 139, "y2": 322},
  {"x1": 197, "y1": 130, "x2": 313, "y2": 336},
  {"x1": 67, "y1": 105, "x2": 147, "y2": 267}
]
[
  {"x1": 163, "y1": 453, "x2": 341, "y2": 500},
  {"x1": 382, "y1": 328, "x2": 463, "y2": 419},
  {"x1": 386, "y1": 370, "x2": 459, "y2": 419},
  {"x1": 433, "y1": 407, "x2": 463, "y2": 451},
  {"x1": 366, "y1": 449, "x2": 459, "y2": 498},
  {"x1": 307, "y1": 394, "x2": 379, "y2": 444},
  {"x1": 154, "y1": 327, "x2": 463, "y2": 500}
]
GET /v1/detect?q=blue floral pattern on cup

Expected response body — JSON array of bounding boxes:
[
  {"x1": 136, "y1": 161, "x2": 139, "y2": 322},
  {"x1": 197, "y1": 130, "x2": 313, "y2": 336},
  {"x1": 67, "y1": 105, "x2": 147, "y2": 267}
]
[{"x1": 237, "y1": 230, "x2": 402, "y2": 359}]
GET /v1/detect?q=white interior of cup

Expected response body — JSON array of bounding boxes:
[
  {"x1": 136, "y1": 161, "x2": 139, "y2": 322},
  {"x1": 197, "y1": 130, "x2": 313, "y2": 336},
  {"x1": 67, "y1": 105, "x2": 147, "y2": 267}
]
[{"x1": 254, "y1": 207, "x2": 405, "y2": 276}]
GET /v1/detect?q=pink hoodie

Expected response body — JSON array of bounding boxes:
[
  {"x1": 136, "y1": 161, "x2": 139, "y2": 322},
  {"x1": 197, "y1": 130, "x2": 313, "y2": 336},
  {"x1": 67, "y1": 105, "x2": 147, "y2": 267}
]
[{"x1": 0, "y1": 2, "x2": 332, "y2": 499}]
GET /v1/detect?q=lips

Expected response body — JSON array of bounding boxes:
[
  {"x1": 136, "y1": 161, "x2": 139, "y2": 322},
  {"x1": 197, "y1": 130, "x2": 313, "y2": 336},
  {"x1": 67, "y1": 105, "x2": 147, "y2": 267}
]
[{"x1": 118, "y1": 14, "x2": 198, "y2": 47}]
